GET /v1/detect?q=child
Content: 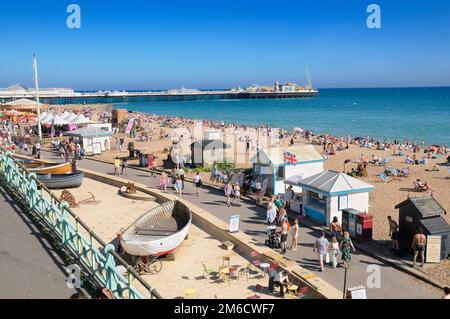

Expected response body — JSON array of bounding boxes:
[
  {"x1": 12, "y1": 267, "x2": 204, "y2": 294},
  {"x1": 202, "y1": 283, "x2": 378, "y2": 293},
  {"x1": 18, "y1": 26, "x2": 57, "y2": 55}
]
[
  {"x1": 114, "y1": 157, "x2": 121, "y2": 175},
  {"x1": 329, "y1": 237, "x2": 340, "y2": 269},
  {"x1": 291, "y1": 218, "x2": 299, "y2": 251}
]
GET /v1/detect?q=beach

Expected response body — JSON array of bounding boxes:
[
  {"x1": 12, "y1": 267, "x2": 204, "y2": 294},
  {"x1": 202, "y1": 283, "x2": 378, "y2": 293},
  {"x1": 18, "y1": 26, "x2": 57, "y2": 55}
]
[{"x1": 34, "y1": 102, "x2": 450, "y2": 289}]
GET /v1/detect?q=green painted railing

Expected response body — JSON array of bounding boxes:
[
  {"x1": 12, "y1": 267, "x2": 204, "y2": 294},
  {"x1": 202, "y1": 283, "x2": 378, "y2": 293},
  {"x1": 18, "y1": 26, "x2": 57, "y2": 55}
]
[{"x1": 0, "y1": 149, "x2": 161, "y2": 299}]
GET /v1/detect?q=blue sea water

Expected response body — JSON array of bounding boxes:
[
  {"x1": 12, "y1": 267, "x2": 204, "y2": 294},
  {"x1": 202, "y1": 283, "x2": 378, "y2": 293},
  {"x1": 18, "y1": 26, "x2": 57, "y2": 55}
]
[{"x1": 115, "y1": 87, "x2": 450, "y2": 146}]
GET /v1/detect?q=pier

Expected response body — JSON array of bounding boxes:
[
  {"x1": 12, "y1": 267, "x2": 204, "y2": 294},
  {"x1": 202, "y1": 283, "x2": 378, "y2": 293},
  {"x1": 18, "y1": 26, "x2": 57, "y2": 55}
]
[{"x1": 0, "y1": 90, "x2": 319, "y2": 105}]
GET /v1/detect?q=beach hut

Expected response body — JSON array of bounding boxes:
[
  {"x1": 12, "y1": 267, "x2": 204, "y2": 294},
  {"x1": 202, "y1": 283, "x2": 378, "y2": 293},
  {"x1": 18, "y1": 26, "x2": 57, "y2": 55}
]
[
  {"x1": 294, "y1": 170, "x2": 374, "y2": 225},
  {"x1": 395, "y1": 196, "x2": 450, "y2": 262},
  {"x1": 64, "y1": 126, "x2": 112, "y2": 155},
  {"x1": 190, "y1": 139, "x2": 228, "y2": 167},
  {"x1": 250, "y1": 145, "x2": 324, "y2": 196}
]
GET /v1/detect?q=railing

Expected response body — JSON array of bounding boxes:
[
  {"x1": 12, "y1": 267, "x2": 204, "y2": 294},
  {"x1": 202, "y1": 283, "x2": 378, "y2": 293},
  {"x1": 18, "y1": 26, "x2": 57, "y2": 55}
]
[{"x1": 0, "y1": 149, "x2": 161, "y2": 299}]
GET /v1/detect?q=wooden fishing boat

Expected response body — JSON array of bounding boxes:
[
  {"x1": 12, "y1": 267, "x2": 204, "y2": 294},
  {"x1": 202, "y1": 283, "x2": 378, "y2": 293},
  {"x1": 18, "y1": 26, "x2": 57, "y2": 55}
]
[
  {"x1": 36, "y1": 172, "x2": 84, "y2": 189},
  {"x1": 120, "y1": 200, "x2": 192, "y2": 257},
  {"x1": 28, "y1": 162, "x2": 72, "y2": 174}
]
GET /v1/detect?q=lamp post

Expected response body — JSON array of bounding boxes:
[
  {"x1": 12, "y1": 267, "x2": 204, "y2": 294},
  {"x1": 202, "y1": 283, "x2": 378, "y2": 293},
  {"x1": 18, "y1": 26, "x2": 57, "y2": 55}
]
[
  {"x1": 32, "y1": 54, "x2": 42, "y2": 141},
  {"x1": 342, "y1": 263, "x2": 349, "y2": 299}
]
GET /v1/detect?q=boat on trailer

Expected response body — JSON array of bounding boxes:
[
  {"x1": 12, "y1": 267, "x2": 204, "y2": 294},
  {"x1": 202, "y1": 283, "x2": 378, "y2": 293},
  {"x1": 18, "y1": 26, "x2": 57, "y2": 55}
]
[
  {"x1": 120, "y1": 200, "x2": 192, "y2": 257},
  {"x1": 36, "y1": 172, "x2": 84, "y2": 189}
]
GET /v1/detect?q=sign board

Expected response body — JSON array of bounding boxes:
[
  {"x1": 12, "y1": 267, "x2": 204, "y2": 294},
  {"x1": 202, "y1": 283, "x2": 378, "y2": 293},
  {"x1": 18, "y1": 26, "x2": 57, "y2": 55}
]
[
  {"x1": 347, "y1": 286, "x2": 367, "y2": 299},
  {"x1": 229, "y1": 215, "x2": 240, "y2": 233},
  {"x1": 426, "y1": 235, "x2": 441, "y2": 263},
  {"x1": 92, "y1": 142, "x2": 102, "y2": 155},
  {"x1": 338, "y1": 195, "x2": 349, "y2": 211}
]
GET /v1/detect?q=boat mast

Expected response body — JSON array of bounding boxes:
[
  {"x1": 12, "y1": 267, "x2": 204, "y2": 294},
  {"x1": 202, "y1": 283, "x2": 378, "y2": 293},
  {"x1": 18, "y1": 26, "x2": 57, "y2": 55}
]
[{"x1": 33, "y1": 54, "x2": 42, "y2": 141}]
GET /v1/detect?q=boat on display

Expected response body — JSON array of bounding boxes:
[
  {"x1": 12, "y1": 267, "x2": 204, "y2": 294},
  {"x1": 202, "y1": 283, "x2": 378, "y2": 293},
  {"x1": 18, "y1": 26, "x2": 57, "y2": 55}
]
[
  {"x1": 120, "y1": 200, "x2": 192, "y2": 257},
  {"x1": 36, "y1": 172, "x2": 84, "y2": 189},
  {"x1": 28, "y1": 162, "x2": 72, "y2": 174}
]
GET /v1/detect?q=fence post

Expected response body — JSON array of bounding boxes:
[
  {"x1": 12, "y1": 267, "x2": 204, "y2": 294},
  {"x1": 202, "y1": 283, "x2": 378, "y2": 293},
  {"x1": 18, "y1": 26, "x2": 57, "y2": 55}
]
[{"x1": 104, "y1": 244, "x2": 118, "y2": 296}]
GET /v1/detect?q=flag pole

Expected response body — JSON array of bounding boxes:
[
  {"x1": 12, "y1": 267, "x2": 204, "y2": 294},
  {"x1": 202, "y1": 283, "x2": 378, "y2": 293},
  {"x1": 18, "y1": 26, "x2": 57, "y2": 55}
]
[{"x1": 33, "y1": 54, "x2": 42, "y2": 141}]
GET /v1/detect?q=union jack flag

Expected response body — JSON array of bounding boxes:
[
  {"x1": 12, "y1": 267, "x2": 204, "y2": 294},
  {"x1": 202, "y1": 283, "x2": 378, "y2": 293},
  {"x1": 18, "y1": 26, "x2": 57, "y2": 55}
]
[{"x1": 284, "y1": 150, "x2": 298, "y2": 165}]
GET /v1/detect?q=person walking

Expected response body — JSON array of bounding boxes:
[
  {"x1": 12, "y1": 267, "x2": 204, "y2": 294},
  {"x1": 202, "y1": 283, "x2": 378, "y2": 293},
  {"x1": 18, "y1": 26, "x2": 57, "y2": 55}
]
[
  {"x1": 274, "y1": 195, "x2": 282, "y2": 210},
  {"x1": 412, "y1": 228, "x2": 427, "y2": 268},
  {"x1": 266, "y1": 199, "x2": 277, "y2": 226},
  {"x1": 329, "y1": 237, "x2": 340, "y2": 269},
  {"x1": 194, "y1": 172, "x2": 202, "y2": 196},
  {"x1": 121, "y1": 157, "x2": 128, "y2": 175},
  {"x1": 277, "y1": 206, "x2": 287, "y2": 226},
  {"x1": 224, "y1": 181, "x2": 233, "y2": 207},
  {"x1": 280, "y1": 219, "x2": 289, "y2": 254},
  {"x1": 159, "y1": 172, "x2": 169, "y2": 192},
  {"x1": 340, "y1": 231, "x2": 356, "y2": 268},
  {"x1": 174, "y1": 175, "x2": 183, "y2": 198},
  {"x1": 178, "y1": 167, "x2": 186, "y2": 190},
  {"x1": 330, "y1": 216, "x2": 343, "y2": 242},
  {"x1": 387, "y1": 216, "x2": 399, "y2": 251},
  {"x1": 232, "y1": 184, "x2": 241, "y2": 206},
  {"x1": 114, "y1": 157, "x2": 121, "y2": 176},
  {"x1": 313, "y1": 231, "x2": 329, "y2": 272},
  {"x1": 291, "y1": 218, "x2": 299, "y2": 251}
]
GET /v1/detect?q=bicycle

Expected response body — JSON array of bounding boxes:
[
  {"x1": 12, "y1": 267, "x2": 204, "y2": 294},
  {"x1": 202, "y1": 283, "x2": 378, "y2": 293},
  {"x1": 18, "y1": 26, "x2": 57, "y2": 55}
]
[{"x1": 132, "y1": 256, "x2": 162, "y2": 275}]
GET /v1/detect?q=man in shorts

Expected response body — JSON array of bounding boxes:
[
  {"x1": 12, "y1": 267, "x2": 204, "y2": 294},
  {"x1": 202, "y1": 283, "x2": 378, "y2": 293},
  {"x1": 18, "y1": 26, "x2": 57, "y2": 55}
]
[
  {"x1": 313, "y1": 231, "x2": 329, "y2": 272},
  {"x1": 411, "y1": 228, "x2": 427, "y2": 268}
]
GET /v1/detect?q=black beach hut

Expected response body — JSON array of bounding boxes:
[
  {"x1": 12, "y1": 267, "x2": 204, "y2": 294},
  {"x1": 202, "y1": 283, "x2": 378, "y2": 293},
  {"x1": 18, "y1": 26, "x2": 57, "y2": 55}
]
[{"x1": 395, "y1": 196, "x2": 450, "y2": 262}]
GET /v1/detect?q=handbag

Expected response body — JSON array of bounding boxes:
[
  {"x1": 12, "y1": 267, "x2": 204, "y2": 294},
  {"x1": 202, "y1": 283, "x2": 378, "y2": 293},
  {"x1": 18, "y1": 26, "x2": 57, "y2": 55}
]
[{"x1": 325, "y1": 252, "x2": 330, "y2": 264}]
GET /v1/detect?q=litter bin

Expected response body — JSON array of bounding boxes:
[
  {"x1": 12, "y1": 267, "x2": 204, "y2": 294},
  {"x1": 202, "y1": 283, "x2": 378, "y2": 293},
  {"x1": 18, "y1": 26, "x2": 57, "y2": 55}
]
[
  {"x1": 342, "y1": 208, "x2": 362, "y2": 239},
  {"x1": 355, "y1": 213, "x2": 373, "y2": 241},
  {"x1": 139, "y1": 152, "x2": 148, "y2": 167}
]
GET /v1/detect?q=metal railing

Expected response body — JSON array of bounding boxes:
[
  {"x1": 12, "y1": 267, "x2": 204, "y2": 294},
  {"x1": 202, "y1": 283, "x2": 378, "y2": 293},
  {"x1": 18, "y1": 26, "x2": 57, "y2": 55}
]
[{"x1": 0, "y1": 149, "x2": 161, "y2": 299}]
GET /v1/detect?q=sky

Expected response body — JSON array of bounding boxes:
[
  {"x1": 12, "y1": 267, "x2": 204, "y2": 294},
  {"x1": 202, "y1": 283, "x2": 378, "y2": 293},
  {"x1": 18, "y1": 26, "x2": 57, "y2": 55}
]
[{"x1": 0, "y1": 0, "x2": 450, "y2": 90}]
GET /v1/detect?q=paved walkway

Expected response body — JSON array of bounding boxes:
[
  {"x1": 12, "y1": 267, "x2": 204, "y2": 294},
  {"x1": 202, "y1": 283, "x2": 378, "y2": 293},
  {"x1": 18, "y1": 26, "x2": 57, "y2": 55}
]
[
  {"x1": 41, "y1": 151, "x2": 441, "y2": 299},
  {"x1": 0, "y1": 185, "x2": 76, "y2": 299}
]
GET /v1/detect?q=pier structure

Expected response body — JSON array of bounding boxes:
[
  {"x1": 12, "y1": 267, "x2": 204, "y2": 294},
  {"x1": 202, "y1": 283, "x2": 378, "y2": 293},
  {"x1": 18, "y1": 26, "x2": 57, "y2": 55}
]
[{"x1": 0, "y1": 89, "x2": 319, "y2": 105}]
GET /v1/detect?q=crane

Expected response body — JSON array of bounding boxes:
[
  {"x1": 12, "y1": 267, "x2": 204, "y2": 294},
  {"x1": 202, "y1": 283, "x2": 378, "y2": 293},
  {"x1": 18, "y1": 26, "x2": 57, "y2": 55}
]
[{"x1": 304, "y1": 65, "x2": 312, "y2": 90}]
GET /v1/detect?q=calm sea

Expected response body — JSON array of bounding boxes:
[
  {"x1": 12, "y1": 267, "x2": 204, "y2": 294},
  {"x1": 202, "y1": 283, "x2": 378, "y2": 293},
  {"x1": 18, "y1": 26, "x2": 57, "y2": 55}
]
[{"x1": 115, "y1": 87, "x2": 450, "y2": 146}]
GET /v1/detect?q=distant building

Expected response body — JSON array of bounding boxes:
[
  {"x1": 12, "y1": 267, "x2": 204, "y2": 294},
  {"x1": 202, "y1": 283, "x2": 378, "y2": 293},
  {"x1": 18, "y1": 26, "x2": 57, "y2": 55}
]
[
  {"x1": 279, "y1": 82, "x2": 297, "y2": 93},
  {"x1": 245, "y1": 84, "x2": 259, "y2": 92},
  {"x1": 0, "y1": 83, "x2": 74, "y2": 98}
]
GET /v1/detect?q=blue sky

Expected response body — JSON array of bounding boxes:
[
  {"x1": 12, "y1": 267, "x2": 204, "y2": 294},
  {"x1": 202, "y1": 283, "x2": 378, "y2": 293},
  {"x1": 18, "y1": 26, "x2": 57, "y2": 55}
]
[{"x1": 1, "y1": 0, "x2": 449, "y2": 90}]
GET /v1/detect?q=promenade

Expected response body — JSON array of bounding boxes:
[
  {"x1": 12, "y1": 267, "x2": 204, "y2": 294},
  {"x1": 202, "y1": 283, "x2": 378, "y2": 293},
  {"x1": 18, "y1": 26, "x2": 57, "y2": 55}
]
[
  {"x1": 0, "y1": 185, "x2": 76, "y2": 299},
  {"x1": 40, "y1": 150, "x2": 440, "y2": 299}
]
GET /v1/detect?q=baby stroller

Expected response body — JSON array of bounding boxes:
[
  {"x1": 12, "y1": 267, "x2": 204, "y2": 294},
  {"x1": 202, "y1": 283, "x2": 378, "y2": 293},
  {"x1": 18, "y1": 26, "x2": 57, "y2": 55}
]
[{"x1": 265, "y1": 226, "x2": 282, "y2": 249}]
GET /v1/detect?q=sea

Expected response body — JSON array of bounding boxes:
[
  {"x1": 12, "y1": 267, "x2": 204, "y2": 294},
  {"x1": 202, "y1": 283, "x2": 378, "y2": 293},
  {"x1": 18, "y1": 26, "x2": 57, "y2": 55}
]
[{"x1": 114, "y1": 87, "x2": 450, "y2": 147}]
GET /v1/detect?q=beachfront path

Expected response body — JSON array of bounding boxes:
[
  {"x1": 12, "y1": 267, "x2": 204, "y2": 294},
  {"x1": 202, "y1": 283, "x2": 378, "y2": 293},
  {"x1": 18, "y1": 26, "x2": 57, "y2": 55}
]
[
  {"x1": 0, "y1": 185, "x2": 76, "y2": 299},
  {"x1": 45, "y1": 151, "x2": 440, "y2": 299}
]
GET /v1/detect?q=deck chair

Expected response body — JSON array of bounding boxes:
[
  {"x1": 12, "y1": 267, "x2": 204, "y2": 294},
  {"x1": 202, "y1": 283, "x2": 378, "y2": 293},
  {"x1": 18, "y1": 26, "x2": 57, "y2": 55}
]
[
  {"x1": 400, "y1": 167, "x2": 410, "y2": 177},
  {"x1": 390, "y1": 168, "x2": 402, "y2": 181},
  {"x1": 201, "y1": 262, "x2": 216, "y2": 282},
  {"x1": 378, "y1": 173, "x2": 390, "y2": 183}
]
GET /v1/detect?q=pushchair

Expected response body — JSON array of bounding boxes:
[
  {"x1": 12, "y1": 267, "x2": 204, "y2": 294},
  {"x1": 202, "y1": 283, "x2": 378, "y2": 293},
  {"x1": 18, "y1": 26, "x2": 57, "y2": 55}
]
[{"x1": 265, "y1": 226, "x2": 282, "y2": 249}]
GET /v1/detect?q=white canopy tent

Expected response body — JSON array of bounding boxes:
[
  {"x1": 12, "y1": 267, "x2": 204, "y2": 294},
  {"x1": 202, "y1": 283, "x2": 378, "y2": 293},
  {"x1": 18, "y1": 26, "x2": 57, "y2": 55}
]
[
  {"x1": 63, "y1": 112, "x2": 78, "y2": 122},
  {"x1": 52, "y1": 115, "x2": 70, "y2": 125},
  {"x1": 71, "y1": 114, "x2": 93, "y2": 124},
  {"x1": 62, "y1": 111, "x2": 70, "y2": 119},
  {"x1": 40, "y1": 113, "x2": 54, "y2": 124},
  {"x1": 39, "y1": 112, "x2": 48, "y2": 120}
]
